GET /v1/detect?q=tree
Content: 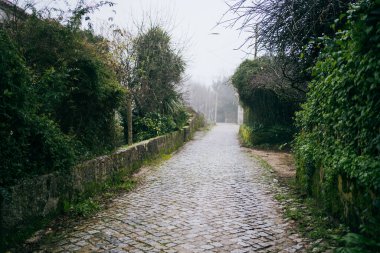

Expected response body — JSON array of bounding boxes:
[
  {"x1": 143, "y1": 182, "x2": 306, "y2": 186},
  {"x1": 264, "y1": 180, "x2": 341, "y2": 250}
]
[
  {"x1": 212, "y1": 78, "x2": 238, "y2": 123},
  {"x1": 108, "y1": 25, "x2": 187, "y2": 144},
  {"x1": 132, "y1": 26, "x2": 185, "y2": 115},
  {"x1": 222, "y1": 0, "x2": 353, "y2": 93},
  {"x1": 109, "y1": 28, "x2": 136, "y2": 145}
]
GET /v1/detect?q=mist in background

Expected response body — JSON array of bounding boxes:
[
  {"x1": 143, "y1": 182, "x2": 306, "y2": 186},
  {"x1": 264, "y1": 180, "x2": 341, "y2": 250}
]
[{"x1": 184, "y1": 78, "x2": 240, "y2": 124}]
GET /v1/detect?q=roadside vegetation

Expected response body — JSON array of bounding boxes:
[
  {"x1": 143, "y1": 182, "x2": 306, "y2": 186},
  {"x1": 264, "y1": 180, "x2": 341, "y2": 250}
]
[
  {"x1": 0, "y1": 0, "x2": 190, "y2": 250},
  {"x1": 232, "y1": 57, "x2": 299, "y2": 148},
  {"x1": 0, "y1": 1, "x2": 188, "y2": 187},
  {"x1": 228, "y1": 0, "x2": 380, "y2": 251}
]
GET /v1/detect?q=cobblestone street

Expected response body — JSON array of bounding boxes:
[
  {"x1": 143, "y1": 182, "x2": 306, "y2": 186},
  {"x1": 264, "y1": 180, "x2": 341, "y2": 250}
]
[{"x1": 39, "y1": 124, "x2": 308, "y2": 252}]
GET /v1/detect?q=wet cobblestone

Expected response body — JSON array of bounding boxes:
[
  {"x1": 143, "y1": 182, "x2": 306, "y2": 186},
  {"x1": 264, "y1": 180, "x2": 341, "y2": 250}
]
[{"x1": 38, "y1": 124, "x2": 309, "y2": 252}]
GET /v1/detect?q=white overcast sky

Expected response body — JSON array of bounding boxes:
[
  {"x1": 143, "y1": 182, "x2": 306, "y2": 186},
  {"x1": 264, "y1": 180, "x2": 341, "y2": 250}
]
[
  {"x1": 95, "y1": 0, "x2": 252, "y2": 85},
  {"x1": 29, "y1": 0, "x2": 253, "y2": 85}
]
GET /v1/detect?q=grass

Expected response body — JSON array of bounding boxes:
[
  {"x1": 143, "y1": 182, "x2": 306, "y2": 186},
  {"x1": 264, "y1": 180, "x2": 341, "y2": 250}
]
[
  {"x1": 248, "y1": 147, "x2": 349, "y2": 252},
  {"x1": 67, "y1": 198, "x2": 101, "y2": 218},
  {"x1": 201, "y1": 124, "x2": 214, "y2": 132},
  {"x1": 271, "y1": 177, "x2": 349, "y2": 252},
  {"x1": 64, "y1": 177, "x2": 134, "y2": 218},
  {"x1": 250, "y1": 153, "x2": 274, "y2": 173},
  {"x1": 1, "y1": 215, "x2": 55, "y2": 253},
  {"x1": 143, "y1": 153, "x2": 172, "y2": 166},
  {"x1": 260, "y1": 155, "x2": 380, "y2": 253},
  {"x1": 4, "y1": 150, "x2": 175, "y2": 252}
]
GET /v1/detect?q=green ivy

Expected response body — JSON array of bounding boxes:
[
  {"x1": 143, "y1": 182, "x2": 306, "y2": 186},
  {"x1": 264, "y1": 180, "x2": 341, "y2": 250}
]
[
  {"x1": 294, "y1": 0, "x2": 380, "y2": 242},
  {"x1": 0, "y1": 30, "x2": 78, "y2": 187},
  {"x1": 232, "y1": 58, "x2": 298, "y2": 145},
  {"x1": 0, "y1": 15, "x2": 125, "y2": 186}
]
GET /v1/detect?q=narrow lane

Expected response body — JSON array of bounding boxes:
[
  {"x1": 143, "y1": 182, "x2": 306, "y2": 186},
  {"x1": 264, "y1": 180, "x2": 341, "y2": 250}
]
[{"x1": 40, "y1": 124, "x2": 307, "y2": 252}]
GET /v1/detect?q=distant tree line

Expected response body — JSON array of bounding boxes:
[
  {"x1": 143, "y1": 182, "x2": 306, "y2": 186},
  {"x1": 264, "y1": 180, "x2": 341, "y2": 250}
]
[{"x1": 185, "y1": 77, "x2": 238, "y2": 124}]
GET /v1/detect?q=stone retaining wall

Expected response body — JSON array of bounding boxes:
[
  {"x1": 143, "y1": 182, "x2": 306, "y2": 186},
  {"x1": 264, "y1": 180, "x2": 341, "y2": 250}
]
[{"x1": 1, "y1": 115, "x2": 205, "y2": 231}]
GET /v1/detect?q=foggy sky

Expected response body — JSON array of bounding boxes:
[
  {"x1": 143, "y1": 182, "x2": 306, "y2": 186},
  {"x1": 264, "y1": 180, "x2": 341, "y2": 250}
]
[
  {"x1": 26, "y1": 0, "x2": 252, "y2": 86},
  {"x1": 96, "y1": 0, "x2": 252, "y2": 86}
]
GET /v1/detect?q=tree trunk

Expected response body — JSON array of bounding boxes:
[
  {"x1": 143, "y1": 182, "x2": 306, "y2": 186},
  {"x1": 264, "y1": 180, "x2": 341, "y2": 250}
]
[{"x1": 127, "y1": 95, "x2": 133, "y2": 145}]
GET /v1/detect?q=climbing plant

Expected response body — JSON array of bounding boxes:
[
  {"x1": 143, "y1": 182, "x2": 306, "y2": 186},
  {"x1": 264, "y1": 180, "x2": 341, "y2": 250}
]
[
  {"x1": 232, "y1": 57, "x2": 298, "y2": 146},
  {"x1": 0, "y1": 30, "x2": 78, "y2": 187},
  {"x1": 294, "y1": 0, "x2": 380, "y2": 244},
  {"x1": 0, "y1": 9, "x2": 125, "y2": 186}
]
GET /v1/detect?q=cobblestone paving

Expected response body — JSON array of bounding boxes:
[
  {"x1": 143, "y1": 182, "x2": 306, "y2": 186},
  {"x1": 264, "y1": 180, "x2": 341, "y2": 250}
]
[{"x1": 39, "y1": 124, "x2": 309, "y2": 252}]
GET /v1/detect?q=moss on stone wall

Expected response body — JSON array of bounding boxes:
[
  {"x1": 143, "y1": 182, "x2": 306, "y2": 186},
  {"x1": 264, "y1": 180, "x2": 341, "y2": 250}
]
[{"x1": 0, "y1": 114, "x2": 205, "y2": 251}]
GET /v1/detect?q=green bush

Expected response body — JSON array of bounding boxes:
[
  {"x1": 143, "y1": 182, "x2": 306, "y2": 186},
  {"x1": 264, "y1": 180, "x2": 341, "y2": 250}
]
[
  {"x1": 9, "y1": 16, "x2": 124, "y2": 154},
  {"x1": 1, "y1": 15, "x2": 125, "y2": 186},
  {"x1": 0, "y1": 30, "x2": 78, "y2": 187},
  {"x1": 239, "y1": 124, "x2": 295, "y2": 147},
  {"x1": 172, "y1": 107, "x2": 190, "y2": 129},
  {"x1": 129, "y1": 106, "x2": 190, "y2": 143},
  {"x1": 232, "y1": 58, "x2": 299, "y2": 145},
  {"x1": 294, "y1": 0, "x2": 380, "y2": 240},
  {"x1": 133, "y1": 112, "x2": 177, "y2": 142}
]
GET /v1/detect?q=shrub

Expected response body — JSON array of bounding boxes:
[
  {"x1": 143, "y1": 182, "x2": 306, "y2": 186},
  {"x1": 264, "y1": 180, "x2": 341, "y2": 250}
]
[
  {"x1": 1, "y1": 15, "x2": 125, "y2": 186},
  {"x1": 232, "y1": 58, "x2": 299, "y2": 145},
  {"x1": 172, "y1": 107, "x2": 190, "y2": 129},
  {"x1": 0, "y1": 30, "x2": 78, "y2": 187},
  {"x1": 9, "y1": 16, "x2": 125, "y2": 155},
  {"x1": 239, "y1": 124, "x2": 295, "y2": 147},
  {"x1": 132, "y1": 112, "x2": 177, "y2": 142}
]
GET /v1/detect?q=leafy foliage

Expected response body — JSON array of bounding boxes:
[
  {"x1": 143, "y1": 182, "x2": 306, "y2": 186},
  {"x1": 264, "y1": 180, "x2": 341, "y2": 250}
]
[
  {"x1": 9, "y1": 16, "x2": 125, "y2": 153},
  {"x1": 335, "y1": 233, "x2": 380, "y2": 253},
  {"x1": 0, "y1": 30, "x2": 78, "y2": 187},
  {"x1": 132, "y1": 26, "x2": 185, "y2": 115},
  {"x1": 1, "y1": 13, "x2": 125, "y2": 186},
  {"x1": 232, "y1": 58, "x2": 298, "y2": 145},
  {"x1": 133, "y1": 108, "x2": 189, "y2": 142},
  {"x1": 294, "y1": 0, "x2": 380, "y2": 242},
  {"x1": 67, "y1": 198, "x2": 101, "y2": 218}
]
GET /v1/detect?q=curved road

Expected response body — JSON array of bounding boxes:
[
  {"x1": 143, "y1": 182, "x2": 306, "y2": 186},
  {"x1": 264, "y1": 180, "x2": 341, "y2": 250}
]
[{"x1": 40, "y1": 124, "x2": 307, "y2": 252}]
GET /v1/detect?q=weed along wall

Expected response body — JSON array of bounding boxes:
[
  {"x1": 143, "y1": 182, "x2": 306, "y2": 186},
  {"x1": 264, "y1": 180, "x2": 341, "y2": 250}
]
[{"x1": 1, "y1": 114, "x2": 205, "y2": 234}]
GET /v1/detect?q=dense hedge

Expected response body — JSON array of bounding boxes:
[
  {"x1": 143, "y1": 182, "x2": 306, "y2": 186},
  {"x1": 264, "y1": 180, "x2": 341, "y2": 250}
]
[
  {"x1": 10, "y1": 17, "x2": 125, "y2": 153},
  {"x1": 294, "y1": 0, "x2": 380, "y2": 239},
  {"x1": 239, "y1": 124, "x2": 295, "y2": 147},
  {"x1": 232, "y1": 58, "x2": 298, "y2": 146},
  {"x1": 0, "y1": 30, "x2": 78, "y2": 187},
  {"x1": 0, "y1": 16, "x2": 124, "y2": 187}
]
